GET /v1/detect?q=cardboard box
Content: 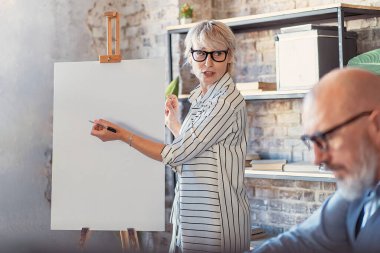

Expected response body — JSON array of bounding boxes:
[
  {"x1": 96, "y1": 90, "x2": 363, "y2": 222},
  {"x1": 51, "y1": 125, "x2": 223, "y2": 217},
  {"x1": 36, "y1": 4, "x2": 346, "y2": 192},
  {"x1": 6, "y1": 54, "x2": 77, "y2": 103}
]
[{"x1": 275, "y1": 25, "x2": 357, "y2": 90}]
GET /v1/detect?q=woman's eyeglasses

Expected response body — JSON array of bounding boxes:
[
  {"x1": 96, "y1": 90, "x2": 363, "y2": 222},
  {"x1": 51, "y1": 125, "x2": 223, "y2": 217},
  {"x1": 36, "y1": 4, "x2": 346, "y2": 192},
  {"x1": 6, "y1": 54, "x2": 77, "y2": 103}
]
[{"x1": 190, "y1": 48, "x2": 228, "y2": 62}]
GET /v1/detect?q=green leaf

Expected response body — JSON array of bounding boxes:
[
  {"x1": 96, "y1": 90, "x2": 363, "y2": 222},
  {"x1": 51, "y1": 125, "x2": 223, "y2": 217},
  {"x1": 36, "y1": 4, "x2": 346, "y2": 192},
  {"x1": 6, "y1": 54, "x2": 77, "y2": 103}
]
[
  {"x1": 348, "y1": 48, "x2": 380, "y2": 75},
  {"x1": 165, "y1": 76, "x2": 179, "y2": 97}
]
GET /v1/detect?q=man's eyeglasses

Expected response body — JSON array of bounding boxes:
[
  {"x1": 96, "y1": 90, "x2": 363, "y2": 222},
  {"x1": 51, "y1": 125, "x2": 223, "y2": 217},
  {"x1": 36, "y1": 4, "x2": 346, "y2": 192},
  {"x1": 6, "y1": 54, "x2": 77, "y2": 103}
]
[
  {"x1": 190, "y1": 48, "x2": 228, "y2": 62},
  {"x1": 301, "y1": 110, "x2": 373, "y2": 151}
]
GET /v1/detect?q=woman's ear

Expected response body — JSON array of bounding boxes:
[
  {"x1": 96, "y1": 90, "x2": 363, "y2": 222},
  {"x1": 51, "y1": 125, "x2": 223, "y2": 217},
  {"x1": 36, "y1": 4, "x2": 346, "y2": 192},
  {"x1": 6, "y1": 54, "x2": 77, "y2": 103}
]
[
  {"x1": 187, "y1": 54, "x2": 193, "y2": 65},
  {"x1": 186, "y1": 56, "x2": 194, "y2": 74},
  {"x1": 227, "y1": 53, "x2": 233, "y2": 64}
]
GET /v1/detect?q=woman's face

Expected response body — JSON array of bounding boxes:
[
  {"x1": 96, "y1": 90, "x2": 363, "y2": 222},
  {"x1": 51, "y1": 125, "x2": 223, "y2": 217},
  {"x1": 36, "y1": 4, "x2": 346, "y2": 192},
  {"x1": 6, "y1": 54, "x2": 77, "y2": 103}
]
[{"x1": 189, "y1": 41, "x2": 232, "y2": 87}]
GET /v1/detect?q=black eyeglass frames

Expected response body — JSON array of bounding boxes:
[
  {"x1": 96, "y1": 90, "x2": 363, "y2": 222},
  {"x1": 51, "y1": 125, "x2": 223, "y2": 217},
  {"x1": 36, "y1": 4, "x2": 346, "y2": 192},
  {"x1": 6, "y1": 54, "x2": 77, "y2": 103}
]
[
  {"x1": 300, "y1": 110, "x2": 373, "y2": 151},
  {"x1": 190, "y1": 48, "x2": 228, "y2": 62}
]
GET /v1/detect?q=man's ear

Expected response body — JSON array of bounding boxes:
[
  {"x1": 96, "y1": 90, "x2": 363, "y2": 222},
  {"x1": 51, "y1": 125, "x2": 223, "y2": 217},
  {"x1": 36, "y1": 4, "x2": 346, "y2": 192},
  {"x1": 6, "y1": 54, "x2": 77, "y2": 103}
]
[
  {"x1": 369, "y1": 109, "x2": 380, "y2": 146},
  {"x1": 371, "y1": 110, "x2": 380, "y2": 131}
]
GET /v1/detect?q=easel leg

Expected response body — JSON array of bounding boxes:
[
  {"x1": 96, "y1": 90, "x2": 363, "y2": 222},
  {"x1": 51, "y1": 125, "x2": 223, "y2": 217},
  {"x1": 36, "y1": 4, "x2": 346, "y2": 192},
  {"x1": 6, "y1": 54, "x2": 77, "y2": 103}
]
[
  {"x1": 79, "y1": 227, "x2": 139, "y2": 252},
  {"x1": 120, "y1": 229, "x2": 140, "y2": 252},
  {"x1": 79, "y1": 227, "x2": 90, "y2": 250},
  {"x1": 120, "y1": 230, "x2": 130, "y2": 251}
]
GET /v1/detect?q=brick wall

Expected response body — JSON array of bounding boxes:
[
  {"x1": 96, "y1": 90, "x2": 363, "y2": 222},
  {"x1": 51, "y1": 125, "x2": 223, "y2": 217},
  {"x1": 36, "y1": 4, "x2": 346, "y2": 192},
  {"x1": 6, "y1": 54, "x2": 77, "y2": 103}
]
[
  {"x1": 245, "y1": 178, "x2": 336, "y2": 235},
  {"x1": 87, "y1": 0, "x2": 179, "y2": 60},
  {"x1": 246, "y1": 99, "x2": 311, "y2": 161}
]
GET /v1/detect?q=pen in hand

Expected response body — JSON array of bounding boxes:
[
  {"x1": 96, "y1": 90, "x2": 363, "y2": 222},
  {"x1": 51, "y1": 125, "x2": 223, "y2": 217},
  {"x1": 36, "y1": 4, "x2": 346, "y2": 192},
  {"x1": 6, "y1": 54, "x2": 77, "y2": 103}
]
[{"x1": 89, "y1": 120, "x2": 117, "y2": 133}]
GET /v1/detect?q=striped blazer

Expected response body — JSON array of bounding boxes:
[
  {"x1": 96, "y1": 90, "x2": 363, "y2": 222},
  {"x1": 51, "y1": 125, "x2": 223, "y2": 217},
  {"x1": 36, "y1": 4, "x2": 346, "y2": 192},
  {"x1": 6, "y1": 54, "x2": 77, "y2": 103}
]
[{"x1": 162, "y1": 73, "x2": 251, "y2": 253}]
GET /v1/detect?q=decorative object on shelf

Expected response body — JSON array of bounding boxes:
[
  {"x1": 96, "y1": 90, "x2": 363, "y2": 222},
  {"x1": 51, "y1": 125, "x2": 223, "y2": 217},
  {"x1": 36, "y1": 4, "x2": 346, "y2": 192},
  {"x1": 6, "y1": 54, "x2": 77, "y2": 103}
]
[
  {"x1": 165, "y1": 76, "x2": 179, "y2": 97},
  {"x1": 179, "y1": 3, "x2": 193, "y2": 25},
  {"x1": 348, "y1": 48, "x2": 380, "y2": 75}
]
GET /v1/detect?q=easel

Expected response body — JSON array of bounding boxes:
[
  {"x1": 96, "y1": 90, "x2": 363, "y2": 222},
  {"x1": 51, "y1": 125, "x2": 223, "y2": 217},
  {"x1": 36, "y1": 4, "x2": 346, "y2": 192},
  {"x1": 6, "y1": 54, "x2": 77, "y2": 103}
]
[
  {"x1": 80, "y1": 11, "x2": 139, "y2": 252},
  {"x1": 99, "y1": 11, "x2": 122, "y2": 63},
  {"x1": 79, "y1": 227, "x2": 140, "y2": 252}
]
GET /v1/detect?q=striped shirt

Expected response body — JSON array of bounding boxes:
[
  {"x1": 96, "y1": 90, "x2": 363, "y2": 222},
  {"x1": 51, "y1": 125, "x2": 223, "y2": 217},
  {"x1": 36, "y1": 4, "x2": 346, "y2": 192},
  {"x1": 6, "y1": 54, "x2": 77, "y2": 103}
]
[{"x1": 161, "y1": 73, "x2": 251, "y2": 253}]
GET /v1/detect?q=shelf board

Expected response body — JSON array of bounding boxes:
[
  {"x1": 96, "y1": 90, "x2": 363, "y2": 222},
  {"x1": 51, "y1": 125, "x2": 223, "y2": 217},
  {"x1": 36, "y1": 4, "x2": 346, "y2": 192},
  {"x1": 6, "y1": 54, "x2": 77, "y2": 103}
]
[
  {"x1": 167, "y1": 3, "x2": 380, "y2": 34},
  {"x1": 245, "y1": 169, "x2": 336, "y2": 182},
  {"x1": 178, "y1": 89, "x2": 308, "y2": 101},
  {"x1": 243, "y1": 89, "x2": 308, "y2": 100}
]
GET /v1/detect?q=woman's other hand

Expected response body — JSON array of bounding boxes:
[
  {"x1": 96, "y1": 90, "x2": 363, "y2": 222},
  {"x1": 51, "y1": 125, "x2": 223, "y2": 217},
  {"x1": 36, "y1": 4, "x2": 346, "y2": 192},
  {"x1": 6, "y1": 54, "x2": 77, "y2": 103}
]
[
  {"x1": 90, "y1": 119, "x2": 123, "y2": 142},
  {"x1": 165, "y1": 95, "x2": 181, "y2": 137}
]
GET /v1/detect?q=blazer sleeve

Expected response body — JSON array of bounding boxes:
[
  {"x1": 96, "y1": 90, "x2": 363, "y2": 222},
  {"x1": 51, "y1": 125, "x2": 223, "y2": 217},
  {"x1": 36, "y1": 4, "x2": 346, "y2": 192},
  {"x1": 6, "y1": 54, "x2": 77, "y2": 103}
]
[{"x1": 253, "y1": 192, "x2": 352, "y2": 253}]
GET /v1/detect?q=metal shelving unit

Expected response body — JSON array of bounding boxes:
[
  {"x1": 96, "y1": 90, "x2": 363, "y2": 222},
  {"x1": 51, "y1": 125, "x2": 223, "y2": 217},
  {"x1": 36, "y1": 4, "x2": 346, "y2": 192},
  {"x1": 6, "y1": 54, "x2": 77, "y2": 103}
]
[
  {"x1": 166, "y1": 3, "x2": 380, "y2": 180},
  {"x1": 167, "y1": 3, "x2": 380, "y2": 84},
  {"x1": 242, "y1": 89, "x2": 308, "y2": 100}
]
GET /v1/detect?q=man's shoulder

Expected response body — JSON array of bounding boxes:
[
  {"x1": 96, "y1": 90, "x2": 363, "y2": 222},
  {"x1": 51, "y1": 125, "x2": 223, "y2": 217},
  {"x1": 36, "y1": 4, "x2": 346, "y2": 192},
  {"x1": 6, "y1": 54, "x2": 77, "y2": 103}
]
[{"x1": 324, "y1": 191, "x2": 351, "y2": 213}]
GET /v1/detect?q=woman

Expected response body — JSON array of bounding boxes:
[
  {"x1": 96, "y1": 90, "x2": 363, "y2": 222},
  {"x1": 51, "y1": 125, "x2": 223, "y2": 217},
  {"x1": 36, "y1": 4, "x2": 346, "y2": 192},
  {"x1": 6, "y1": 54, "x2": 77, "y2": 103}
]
[{"x1": 91, "y1": 20, "x2": 250, "y2": 253}]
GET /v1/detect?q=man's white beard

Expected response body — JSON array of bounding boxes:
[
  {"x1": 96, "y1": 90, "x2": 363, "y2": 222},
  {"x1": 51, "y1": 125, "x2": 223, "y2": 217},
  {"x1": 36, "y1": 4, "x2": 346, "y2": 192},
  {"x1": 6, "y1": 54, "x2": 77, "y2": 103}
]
[{"x1": 336, "y1": 140, "x2": 377, "y2": 201}]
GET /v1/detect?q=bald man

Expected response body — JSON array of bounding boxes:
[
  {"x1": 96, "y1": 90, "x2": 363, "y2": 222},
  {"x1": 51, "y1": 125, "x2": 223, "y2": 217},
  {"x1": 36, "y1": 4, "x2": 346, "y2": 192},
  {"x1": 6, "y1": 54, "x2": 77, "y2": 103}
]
[{"x1": 254, "y1": 68, "x2": 380, "y2": 253}]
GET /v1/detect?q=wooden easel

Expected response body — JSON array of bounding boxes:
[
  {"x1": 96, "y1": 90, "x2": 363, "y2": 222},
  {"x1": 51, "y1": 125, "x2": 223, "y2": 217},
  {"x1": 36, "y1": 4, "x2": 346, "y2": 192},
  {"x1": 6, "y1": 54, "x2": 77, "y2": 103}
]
[
  {"x1": 120, "y1": 229, "x2": 140, "y2": 251},
  {"x1": 99, "y1": 11, "x2": 122, "y2": 63},
  {"x1": 79, "y1": 227, "x2": 140, "y2": 252},
  {"x1": 79, "y1": 11, "x2": 139, "y2": 252}
]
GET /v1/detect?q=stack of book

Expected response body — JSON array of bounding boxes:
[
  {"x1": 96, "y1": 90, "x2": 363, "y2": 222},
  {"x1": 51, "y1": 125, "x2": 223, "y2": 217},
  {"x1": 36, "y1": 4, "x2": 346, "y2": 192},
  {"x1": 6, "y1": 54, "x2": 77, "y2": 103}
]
[
  {"x1": 245, "y1": 153, "x2": 261, "y2": 167},
  {"x1": 251, "y1": 226, "x2": 267, "y2": 240},
  {"x1": 236, "y1": 81, "x2": 276, "y2": 95},
  {"x1": 249, "y1": 159, "x2": 287, "y2": 171}
]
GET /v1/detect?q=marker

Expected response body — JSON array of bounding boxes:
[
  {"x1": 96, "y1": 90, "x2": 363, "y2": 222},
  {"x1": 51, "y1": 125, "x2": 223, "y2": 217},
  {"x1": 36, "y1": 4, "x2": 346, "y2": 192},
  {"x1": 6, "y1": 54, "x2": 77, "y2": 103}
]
[{"x1": 89, "y1": 120, "x2": 117, "y2": 133}]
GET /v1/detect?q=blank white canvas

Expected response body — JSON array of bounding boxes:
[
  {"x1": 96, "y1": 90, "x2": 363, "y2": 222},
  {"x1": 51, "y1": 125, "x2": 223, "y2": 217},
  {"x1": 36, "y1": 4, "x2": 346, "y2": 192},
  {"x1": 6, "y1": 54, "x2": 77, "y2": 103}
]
[{"x1": 52, "y1": 59, "x2": 165, "y2": 231}]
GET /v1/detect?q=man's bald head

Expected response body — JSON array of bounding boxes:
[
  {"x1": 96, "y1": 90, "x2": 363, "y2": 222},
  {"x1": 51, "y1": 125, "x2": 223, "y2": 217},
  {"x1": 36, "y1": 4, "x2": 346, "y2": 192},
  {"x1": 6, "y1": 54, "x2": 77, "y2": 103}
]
[
  {"x1": 304, "y1": 68, "x2": 380, "y2": 118},
  {"x1": 302, "y1": 68, "x2": 380, "y2": 194}
]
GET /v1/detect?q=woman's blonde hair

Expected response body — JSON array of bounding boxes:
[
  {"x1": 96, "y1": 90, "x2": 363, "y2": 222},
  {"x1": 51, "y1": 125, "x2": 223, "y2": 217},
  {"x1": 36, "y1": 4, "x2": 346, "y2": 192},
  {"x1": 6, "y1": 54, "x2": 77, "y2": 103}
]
[{"x1": 184, "y1": 20, "x2": 236, "y2": 74}]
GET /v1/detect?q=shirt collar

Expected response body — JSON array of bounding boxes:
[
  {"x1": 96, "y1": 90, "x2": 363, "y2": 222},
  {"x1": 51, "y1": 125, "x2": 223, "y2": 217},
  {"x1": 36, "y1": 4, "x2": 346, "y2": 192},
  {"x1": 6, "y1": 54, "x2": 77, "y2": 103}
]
[
  {"x1": 373, "y1": 181, "x2": 380, "y2": 198},
  {"x1": 188, "y1": 72, "x2": 233, "y2": 104},
  {"x1": 363, "y1": 181, "x2": 380, "y2": 200}
]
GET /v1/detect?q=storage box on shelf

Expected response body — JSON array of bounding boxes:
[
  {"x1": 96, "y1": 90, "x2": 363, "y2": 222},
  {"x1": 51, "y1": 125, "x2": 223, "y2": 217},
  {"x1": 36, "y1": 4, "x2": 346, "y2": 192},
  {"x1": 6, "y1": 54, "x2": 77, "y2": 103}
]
[{"x1": 276, "y1": 24, "x2": 357, "y2": 90}]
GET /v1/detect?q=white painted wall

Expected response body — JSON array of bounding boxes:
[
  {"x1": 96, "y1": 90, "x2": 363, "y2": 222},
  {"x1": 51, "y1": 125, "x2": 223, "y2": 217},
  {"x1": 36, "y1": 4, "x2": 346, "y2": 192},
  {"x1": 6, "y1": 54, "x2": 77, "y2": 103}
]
[{"x1": 0, "y1": 1, "x2": 124, "y2": 251}]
